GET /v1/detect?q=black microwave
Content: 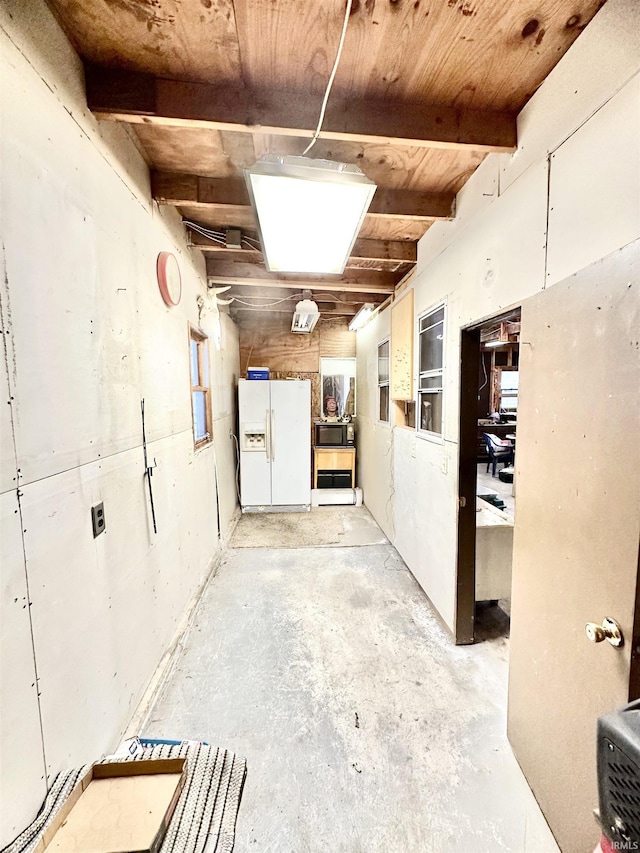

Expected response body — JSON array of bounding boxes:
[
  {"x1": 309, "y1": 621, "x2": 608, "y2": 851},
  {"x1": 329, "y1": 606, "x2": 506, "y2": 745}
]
[{"x1": 315, "y1": 422, "x2": 354, "y2": 447}]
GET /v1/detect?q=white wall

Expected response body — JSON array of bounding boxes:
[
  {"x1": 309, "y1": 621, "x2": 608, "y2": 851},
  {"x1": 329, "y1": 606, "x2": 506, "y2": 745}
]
[
  {"x1": 357, "y1": 0, "x2": 640, "y2": 633},
  {"x1": 0, "y1": 2, "x2": 239, "y2": 844}
]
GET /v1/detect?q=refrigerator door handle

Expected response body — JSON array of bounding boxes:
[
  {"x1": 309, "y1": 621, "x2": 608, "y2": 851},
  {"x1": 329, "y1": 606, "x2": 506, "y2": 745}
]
[
  {"x1": 265, "y1": 409, "x2": 271, "y2": 462},
  {"x1": 271, "y1": 408, "x2": 276, "y2": 460}
]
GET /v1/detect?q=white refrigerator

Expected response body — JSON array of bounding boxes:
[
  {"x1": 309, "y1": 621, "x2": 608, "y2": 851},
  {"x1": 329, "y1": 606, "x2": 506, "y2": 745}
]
[{"x1": 238, "y1": 379, "x2": 311, "y2": 512}]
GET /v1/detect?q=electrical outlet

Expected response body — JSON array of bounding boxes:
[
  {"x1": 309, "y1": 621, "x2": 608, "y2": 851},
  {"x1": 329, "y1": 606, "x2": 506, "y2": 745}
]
[{"x1": 91, "y1": 502, "x2": 106, "y2": 537}]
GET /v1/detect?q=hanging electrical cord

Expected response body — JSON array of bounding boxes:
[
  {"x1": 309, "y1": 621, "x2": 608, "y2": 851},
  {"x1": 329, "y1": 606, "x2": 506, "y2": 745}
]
[
  {"x1": 230, "y1": 432, "x2": 241, "y2": 503},
  {"x1": 183, "y1": 220, "x2": 227, "y2": 246},
  {"x1": 183, "y1": 220, "x2": 225, "y2": 238},
  {"x1": 231, "y1": 295, "x2": 300, "y2": 308},
  {"x1": 479, "y1": 353, "x2": 489, "y2": 392},
  {"x1": 185, "y1": 220, "x2": 265, "y2": 256},
  {"x1": 242, "y1": 235, "x2": 262, "y2": 249},
  {"x1": 302, "y1": 0, "x2": 353, "y2": 156}
]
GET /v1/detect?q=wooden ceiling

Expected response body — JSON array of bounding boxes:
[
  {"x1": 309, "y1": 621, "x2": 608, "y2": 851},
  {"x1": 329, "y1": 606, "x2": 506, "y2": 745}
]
[{"x1": 47, "y1": 0, "x2": 604, "y2": 320}]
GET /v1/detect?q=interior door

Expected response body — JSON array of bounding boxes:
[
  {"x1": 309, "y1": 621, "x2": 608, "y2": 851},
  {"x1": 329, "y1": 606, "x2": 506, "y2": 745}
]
[
  {"x1": 270, "y1": 380, "x2": 311, "y2": 507},
  {"x1": 507, "y1": 242, "x2": 640, "y2": 852}
]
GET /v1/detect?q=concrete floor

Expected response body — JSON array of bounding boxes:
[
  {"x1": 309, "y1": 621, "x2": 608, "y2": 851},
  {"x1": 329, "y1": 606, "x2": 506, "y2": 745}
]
[{"x1": 143, "y1": 507, "x2": 557, "y2": 853}]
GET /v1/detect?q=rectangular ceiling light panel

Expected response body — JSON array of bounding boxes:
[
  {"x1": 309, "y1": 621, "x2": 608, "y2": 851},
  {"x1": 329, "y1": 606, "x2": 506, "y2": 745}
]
[{"x1": 245, "y1": 156, "x2": 377, "y2": 275}]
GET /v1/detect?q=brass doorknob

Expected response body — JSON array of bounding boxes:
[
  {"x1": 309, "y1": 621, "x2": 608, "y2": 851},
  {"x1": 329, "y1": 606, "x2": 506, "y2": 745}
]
[{"x1": 585, "y1": 617, "x2": 623, "y2": 647}]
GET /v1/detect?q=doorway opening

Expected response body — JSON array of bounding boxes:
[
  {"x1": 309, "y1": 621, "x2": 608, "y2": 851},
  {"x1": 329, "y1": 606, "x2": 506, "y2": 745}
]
[{"x1": 455, "y1": 308, "x2": 521, "y2": 645}]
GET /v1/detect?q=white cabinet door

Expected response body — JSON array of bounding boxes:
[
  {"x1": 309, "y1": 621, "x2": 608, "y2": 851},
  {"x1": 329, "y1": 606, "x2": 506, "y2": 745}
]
[
  {"x1": 270, "y1": 381, "x2": 311, "y2": 507},
  {"x1": 238, "y1": 379, "x2": 271, "y2": 507}
]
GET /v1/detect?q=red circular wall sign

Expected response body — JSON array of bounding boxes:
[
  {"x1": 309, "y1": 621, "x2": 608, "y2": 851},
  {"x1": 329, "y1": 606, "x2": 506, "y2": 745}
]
[{"x1": 157, "y1": 252, "x2": 182, "y2": 307}]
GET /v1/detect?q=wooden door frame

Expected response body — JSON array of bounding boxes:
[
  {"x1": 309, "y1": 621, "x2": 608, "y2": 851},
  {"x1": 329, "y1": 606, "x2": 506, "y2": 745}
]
[
  {"x1": 455, "y1": 308, "x2": 521, "y2": 645},
  {"x1": 455, "y1": 326, "x2": 481, "y2": 644}
]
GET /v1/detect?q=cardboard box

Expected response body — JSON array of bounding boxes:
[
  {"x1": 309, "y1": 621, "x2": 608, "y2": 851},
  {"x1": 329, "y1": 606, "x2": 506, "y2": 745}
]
[{"x1": 36, "y1": 758, "x2": 187, "y2": 853}]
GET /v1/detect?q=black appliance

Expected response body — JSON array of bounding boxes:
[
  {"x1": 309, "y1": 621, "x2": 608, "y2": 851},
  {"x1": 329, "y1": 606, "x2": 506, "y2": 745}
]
[
  {"x1": 597, "y1": 698, "x2": 640, "y2": 845},
  {"x1": 314, "y1": 422, "x2": 354, "y2": 447}
]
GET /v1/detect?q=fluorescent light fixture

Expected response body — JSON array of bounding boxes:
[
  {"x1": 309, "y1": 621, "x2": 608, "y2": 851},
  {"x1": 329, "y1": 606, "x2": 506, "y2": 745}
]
[
  {"x1": 348, "y1": 303, "x2": 375, "y2": 332},
  {"x1": 291, "y1": 298, "x2": 320, "y2": 334},
  {"x1": 244, "y1": 155, "x2": 377, "y2": 274},
  {"x1": 484, "y1": 340, "x2": 506, "y2": 348}
]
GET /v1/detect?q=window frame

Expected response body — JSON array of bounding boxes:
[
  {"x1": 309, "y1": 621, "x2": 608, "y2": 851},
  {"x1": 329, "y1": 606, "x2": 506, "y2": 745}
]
[
  {"x1": 189, "y1": 325, "x2": 213, "y2": 449},
  {"x1": 497, "y1": 366, "x2": 519, "y2": 413},
  {"x1": 417, "y1": 302, "x2": 446, "y2": 442},
  {"x1": 377, "y1": 338, "x2": 390, "y2": 425}
]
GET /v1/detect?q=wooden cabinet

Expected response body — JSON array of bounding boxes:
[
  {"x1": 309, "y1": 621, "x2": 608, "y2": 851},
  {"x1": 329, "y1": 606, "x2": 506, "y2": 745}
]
[{"x1": 314, "y1": 447, "x2": 356, "y2": 488}]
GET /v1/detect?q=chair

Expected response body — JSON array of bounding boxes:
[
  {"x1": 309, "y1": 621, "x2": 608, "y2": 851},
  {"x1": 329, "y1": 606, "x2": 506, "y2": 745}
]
[{"x1": 483, "y1": 433, "x2": 514, "y2": 477}]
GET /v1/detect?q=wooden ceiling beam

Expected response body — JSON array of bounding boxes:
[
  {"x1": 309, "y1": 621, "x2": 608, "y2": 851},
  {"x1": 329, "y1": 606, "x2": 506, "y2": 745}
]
[
  {"x1": 225, "y1": 284, "x2": 387, "y2": 306},
  {"x1": 86, "y1": 65, "x2": 517, "y2": 154},
  {"x1": 210, "y1": 276, "x2": 394, "y2": 295},
  {"x1": 206, "y1": 260, "x2": 397, "y2": 294},
  {"x1": 231, "y1": 304, "x2": 358, "y2": 316},
  {"x1": 154, "y1": 172, "x2": 454, "y2": 221},
  {"x1": 190, "y1": 231, "x2": 416, "y2": 265}
]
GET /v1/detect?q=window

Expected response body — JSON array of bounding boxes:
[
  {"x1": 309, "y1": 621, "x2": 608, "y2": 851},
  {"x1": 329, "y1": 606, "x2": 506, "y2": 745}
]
[
  {"x1": 189, "y1": 326, "x2": 212, "y2": 447},
  {"x1": 499, "y1": 369, "x2": 519, "y2": 412},
  {"x1": 418, "y1": 305, "x2": 444, "y2": 436},
  {"x1": 378, "y1": 340, "x2": 390, "y2": 423},
  {"x1": 320, "y1": 357, "x2": 356, "y2": 418}
]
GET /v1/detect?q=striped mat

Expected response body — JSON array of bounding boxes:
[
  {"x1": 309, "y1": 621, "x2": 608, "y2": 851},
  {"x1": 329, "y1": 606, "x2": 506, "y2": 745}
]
[{"x1": 2, "y1": 742, "x2": 247, "y2": 853}]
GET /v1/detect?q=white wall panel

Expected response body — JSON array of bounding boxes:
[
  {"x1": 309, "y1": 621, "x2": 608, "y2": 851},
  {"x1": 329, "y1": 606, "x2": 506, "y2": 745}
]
[
  {"x1": 358, "y1": 3, "x2": 640, "y2": 634},
  {"x1": 20, "y1": 462, "x2": 112, "y2": 779},
  {"x1": 412, "y1": 439, "x2": 458, "y2": 628},
  {"x1": 0, "y1": 249, "x2": 18, "y2": 494},
  {"x1": 389, "y1": 428, "x2": 419, "y2": 580},
  {"x1": 355, "y1": 311, "x2": 394, "y2": 540},
  {"x1": 21, "y1": 431, "x2": 220, "y2": 782},
  {"x1": 207, "y1": 314, "x2": 240, "y2": 538},
  {"x1": 0, "y1": 30, "x2": 208, "y2": 486},
  {"x1": 546, "y1": 76, "x2": 640, "y2": 286},
  {"x1": 0, "y1": 491, "x2": 47, "y2": 841},
  {"x1": 502, "y1": 0, "x2": 640, "y2": 192},
  {"x1": 416, "y1": 156, "x2": 499, "y2": 276},
  {"x1": 362, "y1": 161, "x2": 547, "y2": 629},
  {"x1": 0, "y1": 4, "x2": 239, "y2": 843}
]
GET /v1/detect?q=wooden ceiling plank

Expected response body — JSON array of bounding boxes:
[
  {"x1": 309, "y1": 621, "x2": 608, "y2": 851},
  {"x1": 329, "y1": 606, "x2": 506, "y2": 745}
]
[
  {"x1": 52, "y1": 0, "x2": 602, "y2": 114},
  {"x1": 356, "y1": 218, "x2": 430, "y2": 242},
  {"x1": 179, "y1": 203, "x2": 431, "y2": 242},
  {"x1": 135, "y1": 126, "x2": 487, "y2": 194},
  {"x1": 86, "y1": 66, "x2": 517, "y2": 153},
  {"x1": 49, "y1": 0, "x2": 244, "y2": 89},
  {"x1": 153, "y1": 172, "x2": 453, "y2": 221}
]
